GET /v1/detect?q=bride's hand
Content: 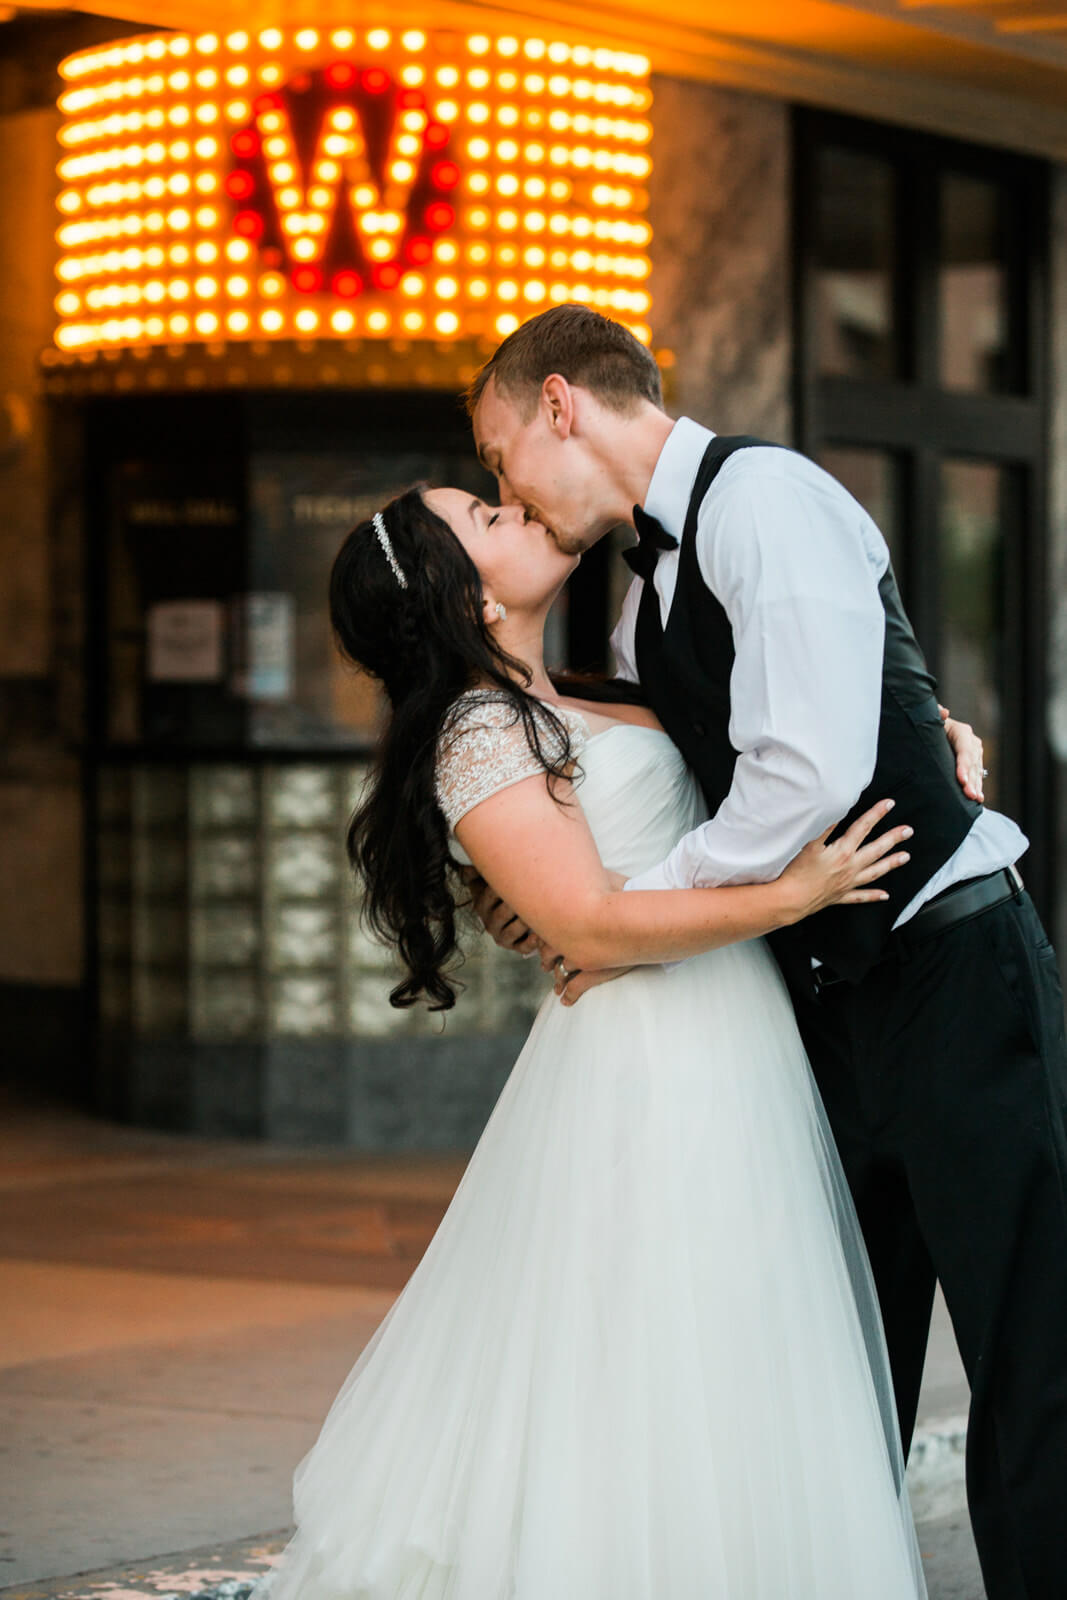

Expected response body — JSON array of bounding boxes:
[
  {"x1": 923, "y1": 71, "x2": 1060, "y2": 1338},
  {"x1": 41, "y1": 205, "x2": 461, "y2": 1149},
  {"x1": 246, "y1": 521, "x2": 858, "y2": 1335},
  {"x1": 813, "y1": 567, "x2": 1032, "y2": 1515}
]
[{"x1": 779, "y1": 799, "x2": 913, "y2": 924}]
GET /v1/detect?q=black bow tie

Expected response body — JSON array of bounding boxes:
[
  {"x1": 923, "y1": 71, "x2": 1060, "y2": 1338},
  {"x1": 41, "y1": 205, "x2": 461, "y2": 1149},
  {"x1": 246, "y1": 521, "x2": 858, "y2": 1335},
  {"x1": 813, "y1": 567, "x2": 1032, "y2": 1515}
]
[{"x1": 623, "y1": 504, "x2": 679, "y2": 581}]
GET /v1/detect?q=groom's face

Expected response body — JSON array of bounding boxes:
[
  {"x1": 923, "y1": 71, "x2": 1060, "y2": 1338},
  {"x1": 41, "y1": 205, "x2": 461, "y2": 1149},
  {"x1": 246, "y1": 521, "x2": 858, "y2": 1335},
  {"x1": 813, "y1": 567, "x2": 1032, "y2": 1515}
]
[{"x1": 472, "y1": 377, "x2": 611, "y2": 557}]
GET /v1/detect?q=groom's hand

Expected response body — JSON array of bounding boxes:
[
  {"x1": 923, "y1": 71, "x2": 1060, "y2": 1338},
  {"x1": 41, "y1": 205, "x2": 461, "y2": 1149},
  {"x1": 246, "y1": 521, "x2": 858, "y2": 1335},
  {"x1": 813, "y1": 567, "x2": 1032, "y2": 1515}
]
[
  {"x1": 555, "y1": 966, "x2": 634, "y2": 1006},
  {"x1": 461, "y1": 867, "x2": 540, "y2": 956}
]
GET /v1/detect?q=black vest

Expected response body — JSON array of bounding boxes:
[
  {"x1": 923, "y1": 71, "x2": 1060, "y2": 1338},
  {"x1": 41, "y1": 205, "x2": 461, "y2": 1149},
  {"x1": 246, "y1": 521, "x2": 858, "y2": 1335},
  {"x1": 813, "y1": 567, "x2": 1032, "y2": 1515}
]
[{"x1": 634, "y1": 436, "x2": 982, "y2": 984}]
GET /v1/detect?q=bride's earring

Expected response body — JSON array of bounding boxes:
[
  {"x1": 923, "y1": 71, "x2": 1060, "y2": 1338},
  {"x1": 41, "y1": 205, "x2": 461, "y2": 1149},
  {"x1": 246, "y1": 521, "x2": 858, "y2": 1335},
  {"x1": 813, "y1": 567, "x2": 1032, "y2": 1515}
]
[{"x1": 495, "y1": 602, "x2": 507, "y2": 621}]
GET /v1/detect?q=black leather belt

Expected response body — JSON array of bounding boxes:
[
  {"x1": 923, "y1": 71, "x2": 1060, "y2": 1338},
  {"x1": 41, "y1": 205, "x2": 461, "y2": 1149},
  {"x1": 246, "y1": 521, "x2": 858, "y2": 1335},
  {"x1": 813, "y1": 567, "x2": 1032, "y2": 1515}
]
[
  {"x1": 899, "y1": 862, "x2": 1023, "y2": 947},
  {"x1": 812, "y1": 864, "x2": 1024, "y2": 994}
]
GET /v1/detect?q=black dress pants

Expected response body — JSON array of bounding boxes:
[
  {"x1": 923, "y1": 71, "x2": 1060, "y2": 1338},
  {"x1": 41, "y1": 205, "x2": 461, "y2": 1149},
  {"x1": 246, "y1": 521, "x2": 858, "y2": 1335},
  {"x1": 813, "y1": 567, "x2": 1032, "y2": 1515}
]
[{"x1": 783, "y1": 888, "x2": 1067, "y2": 1600}]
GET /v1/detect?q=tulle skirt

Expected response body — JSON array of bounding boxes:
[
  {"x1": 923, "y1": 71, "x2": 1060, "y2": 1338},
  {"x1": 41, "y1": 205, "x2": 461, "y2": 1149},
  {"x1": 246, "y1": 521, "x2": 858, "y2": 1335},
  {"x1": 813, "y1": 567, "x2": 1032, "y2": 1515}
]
[{"x1": 253, "y1": 937, "x2": 926, "y2": 1599}]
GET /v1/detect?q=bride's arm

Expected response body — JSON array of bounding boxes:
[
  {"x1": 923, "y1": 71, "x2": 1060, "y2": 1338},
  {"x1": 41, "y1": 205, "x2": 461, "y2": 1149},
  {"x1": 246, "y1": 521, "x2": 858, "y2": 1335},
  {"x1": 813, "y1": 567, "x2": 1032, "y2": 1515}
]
[{"x1": 454, "y1": 772, "x2": 911, "y2": 972}]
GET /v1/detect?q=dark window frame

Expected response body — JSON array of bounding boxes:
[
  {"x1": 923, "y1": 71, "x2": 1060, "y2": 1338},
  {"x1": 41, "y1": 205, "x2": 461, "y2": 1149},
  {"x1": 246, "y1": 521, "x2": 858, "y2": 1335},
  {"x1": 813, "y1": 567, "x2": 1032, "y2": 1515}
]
[{"x1": 792, "y1": 106, "x2": 1053, "y2": 921}]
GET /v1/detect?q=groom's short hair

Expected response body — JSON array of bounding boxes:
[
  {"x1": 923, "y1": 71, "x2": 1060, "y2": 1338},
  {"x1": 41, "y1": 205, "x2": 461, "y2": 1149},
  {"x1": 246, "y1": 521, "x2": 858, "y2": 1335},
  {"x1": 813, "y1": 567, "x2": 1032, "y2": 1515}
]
[{"x1": 464, "y1": 304, "x2": 663, "y2": 420}]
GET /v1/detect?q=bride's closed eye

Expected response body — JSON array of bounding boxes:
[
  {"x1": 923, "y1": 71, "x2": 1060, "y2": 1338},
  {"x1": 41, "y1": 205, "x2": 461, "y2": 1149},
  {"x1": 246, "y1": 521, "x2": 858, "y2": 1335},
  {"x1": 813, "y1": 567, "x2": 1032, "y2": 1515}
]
[{"x1": 487, "y1": 511, "x2": 500, "y2": 527}]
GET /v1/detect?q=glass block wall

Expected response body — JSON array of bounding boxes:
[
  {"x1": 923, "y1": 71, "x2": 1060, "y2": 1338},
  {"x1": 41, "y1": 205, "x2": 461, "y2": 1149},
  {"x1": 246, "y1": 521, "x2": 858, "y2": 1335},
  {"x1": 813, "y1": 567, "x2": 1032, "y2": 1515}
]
[{"x1": 96, "y1": 759, "x2": 550, "y2": 1144}]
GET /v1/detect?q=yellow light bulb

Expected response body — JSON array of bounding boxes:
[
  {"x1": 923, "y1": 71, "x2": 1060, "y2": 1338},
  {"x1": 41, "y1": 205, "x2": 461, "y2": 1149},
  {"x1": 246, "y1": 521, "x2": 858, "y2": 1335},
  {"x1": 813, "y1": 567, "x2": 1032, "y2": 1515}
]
[
  {"x1": 468, "y1": 34, "x2": 490, "y2": 54},
  {"x1": 261, "y1": 308, "x2": 283, "y2": 332},
  {"x1": 390, "y1": 161, "x2": 415, "y2": 183},
  {"x1": 170, "y1": 242, "x2": 190, "y2": 263},
  {"x1": 294, "y1": 308, "x2": 319, "y2": 332},
  {"x1": 353, "y1": 184, "x2": 376, "y2": 208},
  {"x1": 260, "y1": 65, "x2": 284, "y2": 86},
  {"x1": 196, "y1": 34, "x2": 219, "y2": 53},
  {"x1": 469, "y1": 278, "x2": 489, "y2": 299},
  {"x1": 496, "y1": 313, "x2": 519, "y2": 335},
  {"x1": 331, "y1": 309, "x2": 356, "y2": 333},
  {"x1": 145, "y1": 315, "x2": 165, "y2": 337},
  {"x1": 367, "y1": 309, "x2": 389, "y2": 332},
  {"x1": 468, "y1": 174, "x2": 490, "y2": 195},
  {"x1": 402, "y1": 310, "x2": 424, "y2": 332},
  {"x1": 497, "y1": 175, "x2": 519, "y2": 197},
  {"x1": 295, "y1": 29, "x2": 319, "y2": 50},
  {"x1": 498, "y1": 280, "x2": 518, "y2": 301},
  {"x1": 436, "y1": 100, "x2": 460, "y2": 122},
  {"x1": 437, "y1": 67, "x2": 460, "y2": 87},
  {"x1": 497, "y1": 139, "x2": 519, "y2": 160},
  {"x1": 435, "y1": 276, "x2": 458, "y2": 299},
  {"x1": 259, "y1": 29, "x2": 283, "y2": 49},
  {"x1": 195, "y1": 69, "x2": 217, "y2": 88},
  {"x1": 195, "y1": 207, "x2": 218, "y2": 228},
  {"x1": 498, "y1": 107, "x2": 519, "y2": 126},
  {"x1": 524, "y1": 39, "x2": 546, "y2": 59},
  {"x1": 402, "y1": 30, "x2": 426, "y2": 49},
  {"x1": 498, "y1": 210, "x2": 519, "y2": 231},
  {"x1": 194, "y1": 138, "x2": 217, "y2": 159},
  {"x1": 195, "y1": 311, "x2": 219, "y2": 334},
  {"x1": 330, "y1": 30, "x2": 354, "y2": 49},
  {"x1": 170, "y1": 313, "x2": 191, "y2": 336},
  {"x1": 435, "y1": 310, "x2": 460, "y2": 335},
  {"x1": 366, "y1": 29, "x2": 390, "y2": 49},
  {"x1": 226, "y1": 32, "x2": 249, "y2": 51},
  {"x1": 227, "y1": 310, "x2": 250, "y2": 333},
  {"x1": 194, "y1": 275, "x2": 217, "y2": 297},
  {"x1": 292, "y1": 238, "x2": 318, "y2": 260},
  {"x1": 400, "y1": 66, "x2": 424, "y2": 86},
  {"x1": 168, "y1": 277, "x2": 190, "y2": 299},
  {"x1": 260, "y1": 272, "x2": 285, "y2": 297},
  {"x1": 468, "y1": 68, "x2": 490, "y2": 89},
  {"x1": 498, "y1": 71, "x2": 518, "y2": 91},
  {"x1": 226, "y1": 239, "x2": 251, "y2": 262},
  {"x1": 194, "y1": 242, "x2": 218, "y2": 262}
]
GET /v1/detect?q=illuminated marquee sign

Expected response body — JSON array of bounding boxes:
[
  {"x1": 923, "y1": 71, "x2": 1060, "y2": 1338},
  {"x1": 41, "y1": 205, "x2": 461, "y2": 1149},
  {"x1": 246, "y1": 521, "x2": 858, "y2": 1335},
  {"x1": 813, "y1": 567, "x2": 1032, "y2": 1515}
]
[{"x1": 55, "y1": 29, "x2": 653, "y2": 353}]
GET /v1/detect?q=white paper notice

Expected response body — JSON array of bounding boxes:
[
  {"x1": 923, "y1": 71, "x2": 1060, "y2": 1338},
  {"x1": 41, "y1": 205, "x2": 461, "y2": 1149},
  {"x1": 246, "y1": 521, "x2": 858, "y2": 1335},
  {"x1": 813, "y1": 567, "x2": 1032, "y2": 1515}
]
[{"x1": 146, "y1": 599, "x2": 225, "y2": 682}]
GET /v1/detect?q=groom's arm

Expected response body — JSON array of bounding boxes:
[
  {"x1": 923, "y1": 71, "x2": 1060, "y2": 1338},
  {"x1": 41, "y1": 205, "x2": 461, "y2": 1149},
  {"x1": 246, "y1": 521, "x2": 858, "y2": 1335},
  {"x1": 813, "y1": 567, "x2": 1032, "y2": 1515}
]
[{"x1": 625, "y1": 463, "x2": 886, "y2": 895}]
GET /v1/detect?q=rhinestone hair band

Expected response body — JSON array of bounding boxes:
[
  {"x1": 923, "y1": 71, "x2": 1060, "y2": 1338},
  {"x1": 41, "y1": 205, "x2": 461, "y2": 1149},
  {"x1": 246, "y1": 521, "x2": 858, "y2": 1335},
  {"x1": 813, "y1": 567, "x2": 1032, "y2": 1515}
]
[{"x1": 372, "y1": 511, "x2": 408, "y2": 590}]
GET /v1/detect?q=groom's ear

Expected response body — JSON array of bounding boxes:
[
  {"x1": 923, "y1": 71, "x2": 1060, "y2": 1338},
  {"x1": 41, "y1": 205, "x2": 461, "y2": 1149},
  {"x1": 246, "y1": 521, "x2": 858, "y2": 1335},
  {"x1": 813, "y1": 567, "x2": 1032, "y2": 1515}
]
[{"x1": 541, "y1": 374, "x2": 575, "y2": 440}]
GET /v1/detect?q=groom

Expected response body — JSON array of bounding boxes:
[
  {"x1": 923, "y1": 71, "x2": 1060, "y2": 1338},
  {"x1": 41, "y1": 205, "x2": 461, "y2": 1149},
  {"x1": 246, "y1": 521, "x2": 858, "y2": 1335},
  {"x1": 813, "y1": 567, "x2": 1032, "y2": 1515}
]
[{"x1": 464, "y1": 304, "x2": 1067, "y2": 1600}]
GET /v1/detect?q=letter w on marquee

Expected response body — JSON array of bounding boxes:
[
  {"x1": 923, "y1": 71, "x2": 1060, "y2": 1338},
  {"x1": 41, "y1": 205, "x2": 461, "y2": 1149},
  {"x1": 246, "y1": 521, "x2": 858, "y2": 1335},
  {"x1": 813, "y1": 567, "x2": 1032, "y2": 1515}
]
[{"x1": 253, "y1": 90, "x2": 429, "y2": 270}]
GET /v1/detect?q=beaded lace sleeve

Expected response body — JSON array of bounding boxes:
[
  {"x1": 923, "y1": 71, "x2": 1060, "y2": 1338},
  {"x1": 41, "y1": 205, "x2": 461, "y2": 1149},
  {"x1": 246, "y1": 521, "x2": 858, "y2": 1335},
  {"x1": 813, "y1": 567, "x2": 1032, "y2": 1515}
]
[{"x1": 435, "y1": 691, "x2": 588, "y2": 833}]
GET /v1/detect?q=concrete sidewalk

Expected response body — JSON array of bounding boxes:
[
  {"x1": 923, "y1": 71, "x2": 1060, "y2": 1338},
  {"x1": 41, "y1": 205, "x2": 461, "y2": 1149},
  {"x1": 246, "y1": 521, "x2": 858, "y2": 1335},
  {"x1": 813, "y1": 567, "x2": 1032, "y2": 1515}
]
[{"x1": 0, "y1": 1088, "x2": 983, "y2": 1599}]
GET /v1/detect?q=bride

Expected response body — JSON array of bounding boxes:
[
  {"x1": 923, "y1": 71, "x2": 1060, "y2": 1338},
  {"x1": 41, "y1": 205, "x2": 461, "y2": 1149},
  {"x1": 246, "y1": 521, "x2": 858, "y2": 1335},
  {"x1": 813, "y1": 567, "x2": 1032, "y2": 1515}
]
[{"x1": 257, "y1": 483, "x2": 929, "y2": 1600}]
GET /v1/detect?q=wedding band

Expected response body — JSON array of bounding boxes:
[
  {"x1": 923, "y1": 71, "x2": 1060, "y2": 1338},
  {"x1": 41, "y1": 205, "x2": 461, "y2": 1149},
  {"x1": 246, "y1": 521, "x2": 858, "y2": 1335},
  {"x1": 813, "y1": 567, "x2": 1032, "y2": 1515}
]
[
  {"x1": 558, "y1": 965, "x2": 575, "y2": 983},
  {"x1": 981, "y1": 767, "x2": 989, "y2": 777}
]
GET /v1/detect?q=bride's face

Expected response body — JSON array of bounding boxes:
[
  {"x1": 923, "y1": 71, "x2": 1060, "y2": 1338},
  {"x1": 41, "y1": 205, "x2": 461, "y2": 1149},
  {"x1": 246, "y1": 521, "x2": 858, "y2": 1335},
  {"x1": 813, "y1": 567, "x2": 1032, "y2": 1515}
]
[{"x1": 424, "y1": 488, "x2": 579, "y2": 615}]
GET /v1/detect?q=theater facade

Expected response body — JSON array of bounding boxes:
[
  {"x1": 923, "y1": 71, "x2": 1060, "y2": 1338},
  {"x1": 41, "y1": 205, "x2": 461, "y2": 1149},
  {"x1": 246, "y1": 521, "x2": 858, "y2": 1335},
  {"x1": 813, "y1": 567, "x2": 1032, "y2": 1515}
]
[{"x1": 1, "y1": 0, "x2": 1064, "y2": 1142}]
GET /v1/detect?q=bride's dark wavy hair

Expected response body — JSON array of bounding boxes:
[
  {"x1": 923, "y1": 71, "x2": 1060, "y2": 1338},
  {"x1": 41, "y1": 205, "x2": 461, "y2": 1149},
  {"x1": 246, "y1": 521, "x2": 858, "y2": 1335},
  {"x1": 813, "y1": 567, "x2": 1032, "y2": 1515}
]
[{"x1": 330, "y1": 485, "x2": 589, "y2": 1013}]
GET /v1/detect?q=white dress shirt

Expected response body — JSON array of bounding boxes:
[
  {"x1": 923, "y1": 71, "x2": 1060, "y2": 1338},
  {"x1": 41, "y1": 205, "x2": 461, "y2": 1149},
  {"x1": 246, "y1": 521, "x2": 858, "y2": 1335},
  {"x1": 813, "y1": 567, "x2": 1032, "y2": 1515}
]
[{"x1": 615, "y1": 417, "x2": 1027, "y2": 924}]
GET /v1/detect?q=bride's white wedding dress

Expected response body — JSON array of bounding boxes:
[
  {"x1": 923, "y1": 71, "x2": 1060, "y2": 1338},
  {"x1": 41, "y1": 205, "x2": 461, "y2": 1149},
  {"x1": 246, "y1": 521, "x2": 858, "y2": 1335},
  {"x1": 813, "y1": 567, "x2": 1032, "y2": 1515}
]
[{"x1": 254, "y1": 691, "x2": 927, "y2": 1600}]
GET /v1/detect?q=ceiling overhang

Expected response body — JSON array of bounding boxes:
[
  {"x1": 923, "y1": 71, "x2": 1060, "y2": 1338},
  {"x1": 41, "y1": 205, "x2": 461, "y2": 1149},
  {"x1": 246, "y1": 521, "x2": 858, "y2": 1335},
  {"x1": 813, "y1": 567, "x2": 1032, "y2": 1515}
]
[{"x1": 14, "y1": 0, "x2": 1067, "y2": 158}]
